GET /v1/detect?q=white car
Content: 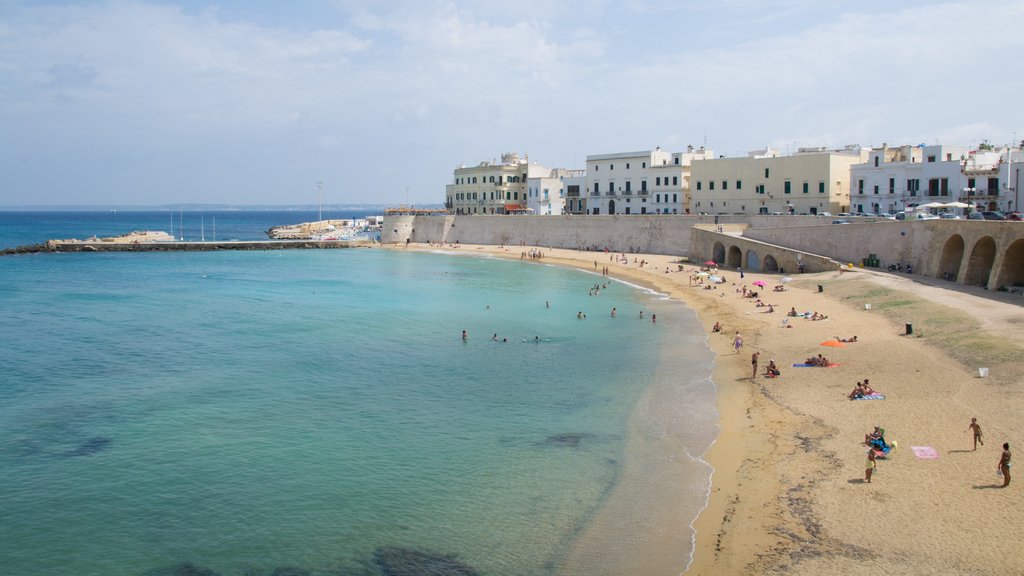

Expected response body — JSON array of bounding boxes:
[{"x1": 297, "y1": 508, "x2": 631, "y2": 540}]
[
  {"x1": 939, "y1": 213, "x2": 961, "y2": 219},
  {"x1": 817, "y1": 211, "x2": 832, "y2": 217},
  {"x1": 915, "y1": 213, "x2": 940, "y2": 220}
]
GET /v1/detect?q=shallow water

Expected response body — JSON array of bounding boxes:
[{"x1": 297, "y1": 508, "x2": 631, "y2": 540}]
[{"x1": 0, "y1": 234, "x2": 716, "y2": 575}]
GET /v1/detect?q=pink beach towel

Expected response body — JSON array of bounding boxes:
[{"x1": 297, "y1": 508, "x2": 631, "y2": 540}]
[{"x1": 911, "y1": 446, "x2": 939, "y2": 459}]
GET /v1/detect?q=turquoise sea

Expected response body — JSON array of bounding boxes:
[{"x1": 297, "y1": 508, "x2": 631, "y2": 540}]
[{"x1": 0, "y1": 213, "x2": 718, "y2": 576}]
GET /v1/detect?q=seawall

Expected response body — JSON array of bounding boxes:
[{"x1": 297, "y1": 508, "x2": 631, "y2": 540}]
[{"x1": 1, "y1": 240, "x2": 374, "y2": 256}]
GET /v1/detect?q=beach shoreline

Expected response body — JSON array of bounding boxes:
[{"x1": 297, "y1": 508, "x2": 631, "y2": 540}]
[{"x1": 388, "y1": 241, "x2": 1024, "y2": 576}]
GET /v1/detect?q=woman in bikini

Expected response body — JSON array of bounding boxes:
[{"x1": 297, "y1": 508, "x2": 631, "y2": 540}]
[{"x1": 999, "y1": 443, "x2": 1012, "y2": 487}]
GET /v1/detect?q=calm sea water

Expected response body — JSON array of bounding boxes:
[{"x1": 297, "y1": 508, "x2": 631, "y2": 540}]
[
  {"x1": 0, "y1": 212, "x2": 717, "y2": 576},
  {"x1": 0, "y1": 209, "x2": 375, "y2": 250}
]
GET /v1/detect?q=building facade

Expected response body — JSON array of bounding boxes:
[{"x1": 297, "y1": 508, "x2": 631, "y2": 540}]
[
  {"x1": 446, "y1": 153, "x2": 554, "y2": 215},
  {"x1": 690, "y1": 146, "x2": 869, "y2": 215},
  {"x1": 850, "y1": 143, "x2": 1024, "y2": 214},
  {"x1": 526, "y1": 169, "x2": 585, "y2": 215},
  {"x1": 585, "y1": 146, "x2": 713, "y2": 215}
]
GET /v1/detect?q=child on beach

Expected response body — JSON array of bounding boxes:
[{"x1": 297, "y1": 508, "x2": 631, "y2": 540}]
[{"x1": 967, "y1": 418, "x2": 984, "y2": 450}]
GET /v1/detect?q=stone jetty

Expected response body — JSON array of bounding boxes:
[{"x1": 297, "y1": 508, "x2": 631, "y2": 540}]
[{"x1": 2, "y1": 230, "x2": 373, "y2": 256}]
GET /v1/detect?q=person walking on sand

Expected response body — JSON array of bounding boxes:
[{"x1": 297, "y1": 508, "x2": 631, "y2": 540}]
[
  {"x1": 865, "y1": 448, "x2": 877, "y2": 483},
  {"x1": 999, "y1": 443, "x2": 1012, "y2": 487},
  {"x1": 967, "y1": 418, "x2": 984, "y2": 450},
  {"x1": 751, "y1": 351, "x2": 760, "y2": 379},
  {"x1": 733, "y1": 332, "x2": 743, "y2": 354}
]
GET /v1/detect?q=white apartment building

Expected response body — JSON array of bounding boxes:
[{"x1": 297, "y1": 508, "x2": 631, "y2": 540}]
[
  {"x1": 690, "y1": 146, "x2": 869, "y2": 215},
  {"x1": 585, "y1": 146, "x2": 713, "y2": 215},
  {"x1": 445, "y1": 153, "x2": 551, "y2": 214},
  {"x1": 526, "y1": 169, "x2": 585, "y2": 215},
  {"x1": 851, "y1": 143, "x2": 1024, "y2": 214}
]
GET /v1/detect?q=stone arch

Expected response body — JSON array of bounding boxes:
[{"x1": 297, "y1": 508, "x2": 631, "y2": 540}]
[
  {"x1": 938, "y1": 234, "x2": 965, "y2": 282},
  {"x1": 763, "y1": 254, "x2": 779, "y2": 272},
  {"x1": 608, "y1": 200, "x2": 616, "y2": 215},
  {"x1": 995, "y1": 239, "x2": 1024, "y2": 290},
  {"x1": 964, "y1": 236, "x2": 997, "y2": 287},
  {"x1": 712, "y1": 242, "x2": 725, "y2": 264},
  {"x1": 726, "y1": 245, "x2": 742, "y2": 268},
  {"x1": 745, "y1": 249, "x2": 759, "y2": 271}
]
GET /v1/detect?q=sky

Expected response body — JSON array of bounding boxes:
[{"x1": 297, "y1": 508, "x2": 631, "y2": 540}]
[{"x1": 1, "y1": 0, "x2": 1023, "y2": 207}]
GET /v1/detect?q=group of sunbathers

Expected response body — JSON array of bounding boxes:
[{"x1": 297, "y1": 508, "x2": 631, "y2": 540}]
[
  {"x1": 804, "y1": 354, "x2": 833, "y2": 367},
  {"x1": 848, "y1": 379, "x2": 879, "y2": 399},
  {"x1": 786, "y1": 308, "x2": 828, "y2": 320}
]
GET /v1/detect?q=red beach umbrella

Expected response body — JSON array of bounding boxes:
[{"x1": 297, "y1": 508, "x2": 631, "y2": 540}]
[
  {"x1": 704, "y1": 260, "x2": 717, "y2": 266},
  {"x1": 752, "y1": 280, "x2": 767, "y2": 287}
]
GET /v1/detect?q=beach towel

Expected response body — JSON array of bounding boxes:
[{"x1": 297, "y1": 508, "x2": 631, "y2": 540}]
[
  {"x1": 791, "y1": 363, "x2": 840, "y2": 368},
  {"x1": 911, "y1": 446, "x2": 939, "y2": 459},
  {"x1": 852, "y1": 393, "x2": 886, "y2": 400}
]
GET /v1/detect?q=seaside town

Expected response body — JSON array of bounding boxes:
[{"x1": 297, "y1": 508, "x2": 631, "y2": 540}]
[{"x1": 442, "y1": 141, "x2": 1024, "y2": 219}]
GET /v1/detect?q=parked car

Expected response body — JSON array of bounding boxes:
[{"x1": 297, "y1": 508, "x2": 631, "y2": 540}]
[
  {"x1": 831, "y1": 219, "x2": 850, "y2": 224},
  {"x1": 1006, "y1": 212, "x2": 1024, "y2": 221},
  {"x1": 967, "y1": 212, "x2": 985, "y2": 220},
  {"x1": 817, "y1": 211, "x2": 832, "y2": 217},
  {"x1": 837, "y1": 212, "x2": 852, "y2": 217},
  {"x1": 981, "y1": 211, "x2": 1007, "y2": 220},
  {"x1": 915, "y1": 213, "x2": 940, "y2": 220},
  {"x1": 939, "y1": 213, "x2": 961, "y2": 219}
]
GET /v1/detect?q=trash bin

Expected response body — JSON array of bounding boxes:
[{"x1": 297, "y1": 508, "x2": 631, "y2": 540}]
[
  {"x1": 905, "y1": 323, "x2": 913, "y2": 335},
  {"x1": 979, "y1": 367, "x2": 989, "y2": 378},
  {"x1": 818, "y1": 284, "x2": 823, "y2": 293}
]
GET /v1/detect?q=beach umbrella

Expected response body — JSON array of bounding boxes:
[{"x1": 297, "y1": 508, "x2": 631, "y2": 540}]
[
  {"x1": 942, "y1": 202, "x2": 971, "y2": 208},
  {"x1": 781, "y1": 277, "x2": 793, "y2": 283},
  {"x1": 704, "y1": 260, "x2": 717, "y2": 266},
  {"x1": 821, "y1": 340, "x2": 846, "y2": 347},
  {"x1": 752, "y1": 280, "x2": 767, "y2": 287}
]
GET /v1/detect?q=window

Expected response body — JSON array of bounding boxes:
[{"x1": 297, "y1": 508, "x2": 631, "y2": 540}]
[
  {"x1": 656, "y1": 177, "x2": 661, "y2": 186},
  {"x1": 594, "y1": 165, "x2": 598, "y2": 171},
  {"x1": 927, "y1": 155, "x2": 936, "y2": 163},
  {"x1": 907, "y1": 179, "x2": 919, "y2": 197},
  {"x1": 594, "y1": 182, "x2": 600, "y2": 194},
  {"x1": 784, "y1": 181, "x2": 791, "y2": 194},
  {"x1": 889, "y1": 178, "x2": 895, "y2": 194},
  {"x1": 874, "y1": 156, "x2": 879, "y2": 167},
  {"x1": 710, "y1": 181, "x2": 715, "y2": 190},
  {"x1": 987, "y1": 178, "x2": 999, "y2": 194},
  {"x1": 625, "y1": 181, "x2": 631, "y2": 192},
  {"x1": 736, "y1": 180, "x2": 742, "y2": 190},
  {"x1": 673, "y1": 176, "x2": 678, "y2": 186},
  {"x1": 819, "y1": 182, "x2": 825, "y2": 193},
  {"x1": 674, "y1": 157, "x2": 680, "y2": 165},
  {"x1": 765, "y1": 168, "x2": 770, "y2": 178},
  {"x1": 858, "y1": 179, "x2": 864, "y2": 194},
  {"x1": 968, "y1": 177, "x2": 976, "y2": 190},
  {"x1": 673, "y1": 194, "x2": 677, "y2": 202},
  {"x1": 642, "y1": 162, "x2": 646, "y2": 168},
  {"x1": 873, "y1": 185, "x2": 879, "y2": 195},
  {"x1": 610, "y1": 164, "x2": 614, "y2": 170},
  {"x1": 626, "y1": 163, "x2": 630, "y2": 169},
  {"x1": 802, "y1": 182, "x2": 808, "y2": 194},
  {"x1": 946, "y1": 153, "x2": 952, "y2": 161},
  {"x1": 722, "y1": 180, "x2": 728, "y2": 190},
  {"x1": 641, "y1": 180, "x2": 648, "y2": 192},
  {"x1": 656, "y1": 194, "x2": 660, "y2": 202},
  {"x1": 696, "y1": 181, "x2": 702, "y2": 191}
]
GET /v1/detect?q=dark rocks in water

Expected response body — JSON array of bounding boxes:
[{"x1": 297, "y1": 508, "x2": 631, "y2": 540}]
[
  {"x1": 66, "y1": 436, "x2": 112, "y2": 457},
  {"x1": 543, "y1": 433, "x2": 586, "y2": 448},
  {"x1": 269, "y1": 568, "x2": 311, "y2": 576},
  {"x1": 144, "y1": 562, "x2": 221, "y2": 576},
  {"x1": 373, "y1": 547, "x2": 480, "y2": 576}
]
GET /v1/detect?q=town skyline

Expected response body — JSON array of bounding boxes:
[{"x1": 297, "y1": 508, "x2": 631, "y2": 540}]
[{"x1": 2, "y1": 0, "x2": 1022, "y2": 207}]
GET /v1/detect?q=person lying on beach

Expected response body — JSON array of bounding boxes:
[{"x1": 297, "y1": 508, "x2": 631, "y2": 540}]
[
  {"x1": 805, "y1": 356, "x2": 821, "y2": 366},
  {"x1": 766, "y1": 304, "x2": 775, "y2": 313},
  {"x1": 773, "y1": 285, "x2": 786, "y2": 292},
  {"x1": 836, "y1": 335, "x2": 858, "y2": 342}
]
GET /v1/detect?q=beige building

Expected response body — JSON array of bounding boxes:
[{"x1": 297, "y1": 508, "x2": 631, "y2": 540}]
[
  {"x1": 690, "y1": 146, "x2": 869, "y2": 215},
  {"x1": 585, "y1": 146, "x2": 714, "y2": 215},
  {"x1": 446, "y1": 153, "x2": 552, "y2": 215}
]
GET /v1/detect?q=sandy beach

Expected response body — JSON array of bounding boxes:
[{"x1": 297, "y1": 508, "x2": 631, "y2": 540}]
[{"x1": 392, "y1": 241, "x2": 1024, "y2": 576}]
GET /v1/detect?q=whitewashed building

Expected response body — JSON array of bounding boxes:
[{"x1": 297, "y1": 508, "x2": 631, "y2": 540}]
[
  {"x1": 690, "y1": 146, "x2": 869, "y2": 215},
  {"x1": 585, "y1": 146, "x2": 713, "y2": 215},
  {"x1": 526, "y1": 169, "x2": 585, "y2": 215},
  {"x1": 850, "y1": 143, "x2": 1024, "y2": 214},
  {"x1": 445, "y1": 153, "x2": 552, "y2": 215}
]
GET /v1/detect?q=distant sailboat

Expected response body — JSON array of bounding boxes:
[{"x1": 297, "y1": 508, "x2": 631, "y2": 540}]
[
  {"x1": 179, "y1": 210, "x2": 184, "y2": 241},
  {"x1": 201, "y1": 216, "x2": 205, "y2": 242}
]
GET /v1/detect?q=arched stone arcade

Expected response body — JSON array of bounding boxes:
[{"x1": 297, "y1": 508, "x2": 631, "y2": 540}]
[
  {"x1": 745, "y1": 249, "x2": 759, "y2": 271},
  {"x1": 995, "y1": 239, "x2": 1024, "y2": 290},
  {"x1": 938, "y1": 234, "x2": 965, "y2": 282},
  {"x1": 763, "y1": 254, "x2": 779, "y2": 272},
  {"x1": 712, "y1": 242, "x2": 725, "y2": 265},
  {"x1": 727, "y1": 245, "x2": 742, "y2": 268},
  {"x1": 964, "y1": 236, "x2": 997, "y2": 287}
]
